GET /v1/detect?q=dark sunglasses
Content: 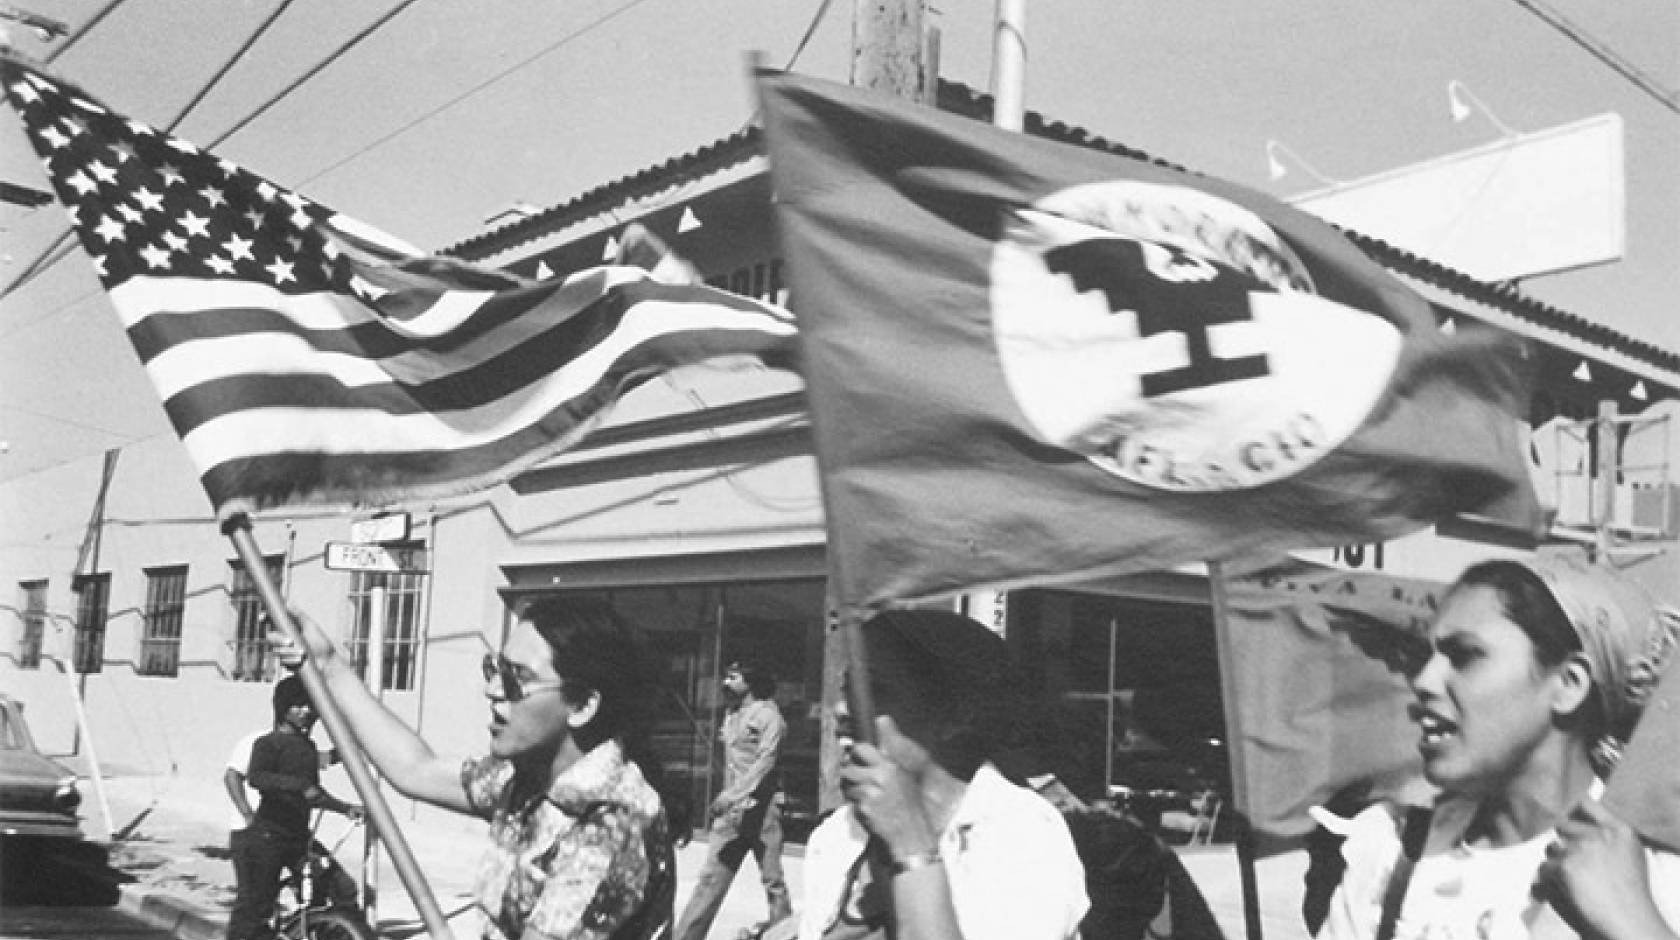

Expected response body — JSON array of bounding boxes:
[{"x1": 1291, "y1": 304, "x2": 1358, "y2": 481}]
[{"x1": 481, "y1": 653, "x2": 564, "y2": 702}]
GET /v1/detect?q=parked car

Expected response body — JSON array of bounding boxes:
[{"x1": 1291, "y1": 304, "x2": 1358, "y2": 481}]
[{"x1": 0, "y1": 694, "x2": 83, "y2": 839}]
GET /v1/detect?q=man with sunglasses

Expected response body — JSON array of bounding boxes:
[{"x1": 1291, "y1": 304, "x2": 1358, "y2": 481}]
[{"x1": 273, "y1": 598, "x2": 679, "y2": 940}]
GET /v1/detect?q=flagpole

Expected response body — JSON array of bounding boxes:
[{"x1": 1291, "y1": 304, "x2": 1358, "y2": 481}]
[
  {"x1": 991, "y1": 0, "x2": 1025, "y2": 131},
  {"x1": 1208, "y1": 560, "x2": 1264, "y2": 940},
  {"x1": 837, "y1": 0, "x2": 932, "y2": 749},
  {"x1": 222, "y1": 513, "x2": 456, "y2": 940}
]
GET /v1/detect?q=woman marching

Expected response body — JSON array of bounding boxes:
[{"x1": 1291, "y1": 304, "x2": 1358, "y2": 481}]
[
  {"x1": 1315, "y1": 554, "x2": 1680, "y2": 940},
  {"x1": 279, "y1": 596, "x2": 679, "y2": 940}
]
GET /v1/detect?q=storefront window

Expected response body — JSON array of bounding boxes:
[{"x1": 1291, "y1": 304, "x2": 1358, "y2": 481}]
[
  {"x1": 717, "y1": 581, "x2": 825, "y2": 841},
  {"x1": 1010, "y1": 589, "x2": 1232, "y2": 845},
  {"x1": 571, "y1": 578, "x2": 825, "y2": 843}
]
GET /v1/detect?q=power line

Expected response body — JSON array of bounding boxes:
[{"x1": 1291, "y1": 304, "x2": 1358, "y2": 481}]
[
  {"x1": 0, "y1": 401, "x2": 153, "y2": 440},
  {"x1": 205, "y1": 0, "x2": 426, "y2": 152},
  {"x1": 783, "y1": 0, "x2": 841, "y2": 72},
  {"x1": 1507, "y1": 0, "x2": 1680, "y2": 116},
  {"x1": 1, "y1": 0, "x2": 414, "y2": 300},
  {"x1": 4, "y1": 0, "x2": 300, "y2": 299},
  {"x1": 43, "y1": 0, "x2": 126, "y2": 66},
  {"x1": 162, "y1": 0, "x2": 297, "y2": 133},
  {"x1": 297, "y1": 0, "x2": 661, "y2": 187}
]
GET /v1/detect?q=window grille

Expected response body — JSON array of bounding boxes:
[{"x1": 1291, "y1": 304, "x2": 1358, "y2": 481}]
[
  {"x1": 71, "y1": 573, "x2": 110, "y2": 674},
  {"x1": 229, "y1": 557, "x2": 283, "y2": 681},
  {"x1": 139, "y1": 566, "x2": 187, "y2": 677},
  {"x1": 347, "y1": 569, "x2": 425, "y2": 691},
  {"x1": 17, "y1": 580, "x2": 47, "y2": 670}
]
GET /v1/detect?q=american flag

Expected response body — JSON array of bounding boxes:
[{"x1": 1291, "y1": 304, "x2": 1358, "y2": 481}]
[{"x1": 2, "y1": 57, "x2": 798, "y2": 515}]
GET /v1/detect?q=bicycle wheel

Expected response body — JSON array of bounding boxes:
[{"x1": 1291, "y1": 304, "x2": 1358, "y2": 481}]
[{"x1": 280, "y1": 909, "x2": 377, "y2": 940}]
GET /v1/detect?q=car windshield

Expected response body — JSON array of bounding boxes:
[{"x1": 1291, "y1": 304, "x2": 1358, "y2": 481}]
[{"x1": 0, "y1": 709, "x2": 22, "y2": 749}]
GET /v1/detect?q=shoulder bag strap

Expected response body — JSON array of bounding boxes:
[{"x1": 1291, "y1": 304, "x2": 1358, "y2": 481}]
[{"x1": 1375, "y1": 806, "x2": 1434, "y2": 940}]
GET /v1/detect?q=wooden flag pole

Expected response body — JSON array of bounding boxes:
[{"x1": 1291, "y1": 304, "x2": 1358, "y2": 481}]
[
  {"x1": 222, "y1": 514, "x2": 456, "y2": 940},
  {"x1": 1208, "y1": 560, "x2": 1265, "y2": 940},
  {"x1": 839, "y1": 605, "x2": 879, "y2": 745}
]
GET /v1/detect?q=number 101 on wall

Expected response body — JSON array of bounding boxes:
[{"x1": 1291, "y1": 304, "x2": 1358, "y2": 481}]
[{"x1": 1331, "y1": 543, "x2": 1385, "y2": 569}]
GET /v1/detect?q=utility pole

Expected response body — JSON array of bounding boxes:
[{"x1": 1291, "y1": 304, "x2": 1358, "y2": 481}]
[
  {"x1": 850, "y1": 0, "x2": 933, "y2": 102},
  {"x1": 820, "y1": 1, "x2": 935, "y2": 814}
]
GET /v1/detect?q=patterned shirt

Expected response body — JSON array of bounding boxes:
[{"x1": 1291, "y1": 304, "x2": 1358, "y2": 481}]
[{"x1": 462, "y1": 741, "x2": 674, "y2": 940}]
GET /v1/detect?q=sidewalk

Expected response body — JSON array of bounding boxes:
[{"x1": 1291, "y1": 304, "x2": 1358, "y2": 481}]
[{"x1": 86, "y1": 764, "x2": 1311, "y2": 940}]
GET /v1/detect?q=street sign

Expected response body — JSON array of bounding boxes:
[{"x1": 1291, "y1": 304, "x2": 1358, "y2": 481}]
[
  {"x1": 350, "y1": 513, "x2": 411, "y2": 544},
  {"x1": 324, "y1": 542, "x2": 430, "y2": 573}
]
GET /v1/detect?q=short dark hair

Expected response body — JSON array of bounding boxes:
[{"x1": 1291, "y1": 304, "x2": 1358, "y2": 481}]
[
  {"x1": 1451, "y1": 560, "x2": 1581, "y2": 668},
  {"x1": 728, "y1": 659, "x2": 777, "y2": 699},
  {"x1": 859, "y1": 610, "x2": 1020, "y2": 780},
  {"x1": 518, "y1": 596, "x2": 692, "y2": 839},
  {"x1": 272, "y1": 674, "x2": 312, "y2": 722}
]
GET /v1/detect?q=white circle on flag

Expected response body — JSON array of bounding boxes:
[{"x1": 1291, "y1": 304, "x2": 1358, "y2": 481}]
[{"x1": 989, "y1": 180, "x2": 1402, "y2": 492}]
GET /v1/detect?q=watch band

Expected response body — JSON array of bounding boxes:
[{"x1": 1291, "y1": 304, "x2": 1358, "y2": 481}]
[{"x1": 889, "y1": 847, "x2": 943, "y2": 876}]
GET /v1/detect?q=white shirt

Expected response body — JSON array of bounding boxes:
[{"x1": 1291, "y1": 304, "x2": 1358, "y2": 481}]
[
  {"x1": 225, "y1": 731, "x2": 262, "y2": 830},
  {"x1": 796, "y1": 763, "x2": 1088, "y2": 940},
  {"x1": 1316, "y1": 800, "x2": 1680, "y2": 940}
]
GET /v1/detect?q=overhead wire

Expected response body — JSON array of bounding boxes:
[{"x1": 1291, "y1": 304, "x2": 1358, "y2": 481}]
[
  {"x1": 1506, "y1": 0, "x2": 1680, "y2": 116},
  {"x1": 163, "y1": 0, "x2": 297, "y2": 133},
  {"x1": 0, "y1": 0, "x2": 296, "y2": 302},
  {"x1": 297, "y1": 0, "x2": 661, "y2": 187},
  {"x1": 206, "y1": 0, "x2": 424, "y2": 152},
  {"x1": 0, "y1": 401, "x2": 155, "y2": 441},
  {"x1": 735, "y1": 0, "x2": 845, "y2": 133},
  {"x1": 42, "y1": 0, "x2": 127, "y2": 65},
  {"x1": 782, "y1": 0, "x2": 839, "y2": 72},
  {"x1": 1, "y1": 0, "x2": 416, "y2": 302}
]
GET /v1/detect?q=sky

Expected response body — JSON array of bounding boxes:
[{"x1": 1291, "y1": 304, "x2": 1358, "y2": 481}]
[{"x1": 0, "y1": 0, "x2": 1675, "y2": 487}]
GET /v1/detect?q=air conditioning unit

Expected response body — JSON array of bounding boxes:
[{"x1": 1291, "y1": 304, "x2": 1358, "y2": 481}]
[{"x1": 1621, "y1": 483, "x2": 1680, "y2": 538}]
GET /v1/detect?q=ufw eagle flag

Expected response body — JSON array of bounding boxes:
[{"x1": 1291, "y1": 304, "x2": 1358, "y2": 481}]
[
  {"x1": 755, "y1": 70, "x2": 1538, "y2": 610},
  {"x1": 1, "y1": 56, "x2": 797, "y2": 516}
]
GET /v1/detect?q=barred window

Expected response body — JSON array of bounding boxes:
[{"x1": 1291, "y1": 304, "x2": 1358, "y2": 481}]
[
  {"x1": 71, "y1": 573, "x2": 110, "y2": 674},
  {"x1": 17, "y1": 580, "x2": 47, "y2": 670},
  {"x1": 138, "y1": 566, "x2": 188, "y2": 677},
  {"x1": 347, "y1": 568, "x2": 425, "y2": 692},
  {"x1": 229, "y1": 556, "x2": 284, "y2": 682}
]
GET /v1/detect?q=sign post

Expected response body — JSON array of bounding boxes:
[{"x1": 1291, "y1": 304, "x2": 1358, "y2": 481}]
[{"x1": 332, "y1": 510, "x2": 416, "y2": 925}]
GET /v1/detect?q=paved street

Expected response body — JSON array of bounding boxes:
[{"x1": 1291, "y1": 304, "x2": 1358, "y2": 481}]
[
  {"x1": 0, "y1": 766, "x2": 1319, "y2": 940},
  {"x1": 0, "y1": 906, "x2": 180, "y2": 939}
]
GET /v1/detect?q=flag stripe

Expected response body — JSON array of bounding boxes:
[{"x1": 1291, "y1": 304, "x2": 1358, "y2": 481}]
[
  {"x1": 118, "y1": 275, "x2": 585, "y2": 363},
  {"x1": 162, "y1": 309, "x2": 793, "y2": 442},
  {"x1": 3, "y1": 57, "x2": 798, "y2": 514},
  {"x1": 168, "y1": 296, "x2": 792, "y2": 467}
]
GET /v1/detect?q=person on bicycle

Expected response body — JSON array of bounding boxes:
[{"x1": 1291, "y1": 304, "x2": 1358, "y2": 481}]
[
  {"x1": 228, "y1": 675, "x2": 364, "y2": 940},
  {"x1": 276, "y1": 597, "x2": 683, "y2": 940}
]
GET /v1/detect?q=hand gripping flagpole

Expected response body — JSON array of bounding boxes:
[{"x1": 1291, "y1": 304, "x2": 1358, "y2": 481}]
[{"x1": 222, "y1": 513, "x2": 456, "y2": 940}]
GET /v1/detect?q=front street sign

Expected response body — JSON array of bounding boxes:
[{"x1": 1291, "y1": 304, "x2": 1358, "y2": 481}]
[{"x1": 324, "y1": 542, "x2": 430, "y2": 573}]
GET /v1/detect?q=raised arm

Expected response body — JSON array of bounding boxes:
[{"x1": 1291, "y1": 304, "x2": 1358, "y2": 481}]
[{"x1": 275, "y1": 609, "x2": 473, "y2": 813}]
